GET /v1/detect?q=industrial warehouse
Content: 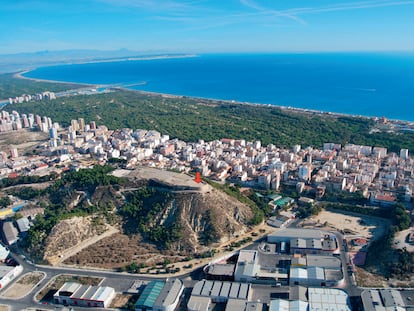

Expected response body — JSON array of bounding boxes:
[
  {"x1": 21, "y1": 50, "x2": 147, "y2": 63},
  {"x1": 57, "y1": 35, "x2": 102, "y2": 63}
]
[{"x1": 53, "y1": 282, "x2": 116, "y2": 308}]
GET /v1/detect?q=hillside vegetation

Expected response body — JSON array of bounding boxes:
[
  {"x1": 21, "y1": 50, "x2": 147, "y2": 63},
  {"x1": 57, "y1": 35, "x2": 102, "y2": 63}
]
[{"x1": 15, "y1": 166, "x2": 255, "y2": 267}]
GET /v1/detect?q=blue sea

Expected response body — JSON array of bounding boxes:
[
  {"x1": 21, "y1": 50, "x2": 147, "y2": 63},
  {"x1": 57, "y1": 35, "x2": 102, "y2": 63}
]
[{"x1": 23, "y1": 53, "x2": 414, "y2": 122}]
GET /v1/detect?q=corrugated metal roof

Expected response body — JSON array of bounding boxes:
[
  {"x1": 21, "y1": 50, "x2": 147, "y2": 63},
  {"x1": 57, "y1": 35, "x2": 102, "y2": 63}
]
[
  {"x1": 187, "y1": 296, "x2": 210, "y2": 311},
  {"x1": 154, "y1": 279, "x2": 183, "y2": 308},
  {"x1": 201, "y1": 280, "x2": 213, "y2": 296},
  {"x1": 16, "y1": 217, "x2": 30, "y2": 232},
  {"x1": 2, "y1": 221, "x2": 18, "y2": 245},
  {"x1": 290, "y1": 267, "x2": 307, "y2": 279},
  {"x1": 211, "y1": 281, "x2": 222, "y2": 297},
  {"x1": 221, "y1": 282, "x2": 231, "y2": 297},
  {"x1": 308, "y1": 288, "x2": 351, "y2": 311},
  {"x1": 290, "y1": 300, "x2": 308, "y2": 311},
  {"x1": 135, "y1": 281, "x2": 165, "y2": 308},
  {"x1": 381, "y1": 289, "x2": 404, "y2": 307},
  {"x1": 229, "y1": 283, "x2": 240, "y2": 298},
  {"x1": 239, "y1": 283, "x2": 249, "y2": 299},
  {"x1": 93, "y1": 286, "x2": 114, "y2": 302},
  {"x1": 82, "y1": 286, "x2": 100, "y2": 300},
  {"x1": 269, "y1": 299, "x2": 290, "y2": 311},
  {"x1": 73, "y1": 284, "x2": 89, "y2": 298},
  {"x1": 269, "y1": 299, "x2": 308, "y2": 311},
  {"x1": 307, "y1": 267, "x2": 325, "y2": 280},
  {"x1": 225, "y1": 299, "x2": 247, "y2": 311},
  {"x1": 192, "y1": 280, "x2": 204, "y2": 296},
  {"x1": 59, "y1": 282, "x2": 82, "y2": 295}
]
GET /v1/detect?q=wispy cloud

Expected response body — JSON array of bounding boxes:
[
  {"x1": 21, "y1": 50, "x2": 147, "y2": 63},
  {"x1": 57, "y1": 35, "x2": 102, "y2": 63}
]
[
  {"x1": 97, "y1": 0, "x2": 414, "y2": 33},
  {"x1": 239, "y1": 0, "x2": 307, "y2": 25},
  {"x1": 284, "y1": 0, "x2": 414, "y2": 16},
  {"x1": 240, "y1": 0, "x2": 414, "y2": 25},
  {"x1": 95, "y1": 0, "x2": 201, "y2": 13}
]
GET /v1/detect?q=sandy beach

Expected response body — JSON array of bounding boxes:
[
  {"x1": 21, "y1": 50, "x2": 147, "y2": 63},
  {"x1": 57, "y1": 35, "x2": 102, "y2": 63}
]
[{"x1": 13, "y1": 70, "x2": 93, "y2": 86}]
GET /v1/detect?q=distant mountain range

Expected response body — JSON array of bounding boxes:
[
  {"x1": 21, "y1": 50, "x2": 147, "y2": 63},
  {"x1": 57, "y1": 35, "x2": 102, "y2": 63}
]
[{"x1": 0, "y1": 49, "x2": 173, "y2": 74}]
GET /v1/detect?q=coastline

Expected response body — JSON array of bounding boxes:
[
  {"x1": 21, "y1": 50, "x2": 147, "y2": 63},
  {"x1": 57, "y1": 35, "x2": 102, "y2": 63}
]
[
  {"x1": 62, "y1": 53, "x2": 198, "y2": 66},
  {"x1": 13, "y1": 53, "x2": 198, "y2": 87},
  {"x1": 13, "y1": 53, "x2": 198, "y2": 82},
  {"x1": 10, "y1": 69, "x2": 414, "y2": 126},
  {"x1": 13, "y1": 70, "x2": 96, "y2": 86}
]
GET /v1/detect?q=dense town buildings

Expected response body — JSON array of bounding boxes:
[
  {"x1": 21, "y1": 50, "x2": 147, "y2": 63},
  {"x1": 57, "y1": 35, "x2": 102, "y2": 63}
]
[
  {"x1": 1, "y1": 110, "x2": 414, "y2": 310},
  {"x1": 1, "y1": 110, "x2": 413, "y2": 207}
]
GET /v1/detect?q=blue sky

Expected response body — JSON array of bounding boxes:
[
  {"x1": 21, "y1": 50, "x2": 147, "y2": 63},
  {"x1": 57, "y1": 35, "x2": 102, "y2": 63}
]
[{"x1": 1, "y1": 0, "x2": 414, "y2": 54}]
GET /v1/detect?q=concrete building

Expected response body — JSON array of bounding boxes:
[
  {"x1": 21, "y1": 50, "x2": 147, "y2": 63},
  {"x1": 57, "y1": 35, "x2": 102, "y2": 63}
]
[
  {"x1": 307, "y1": 287, "x2": 351, "y2": 311},
  {"x1": 234, "y1": 250, "x2": 289, "y2": 284},
  {"x1": 290, "y1": 238, "x2": 322, "y2": 255},
  {"x1": 267, "y1": 229, "x2": 338, "y2": 255},
  {"x1": 135, "y1": 279, "x2": 184, "y2": 311},
  {"x1": 370, "y1": 192, "x2": 397, "y2": 207},
  {"x1": 269, "y1": 288, "x2": 351, "y2": 311},
  {"x1": 0, "y1": 265, "x2": 23, "y2": 289},
  {"x1": 268, "y1": 229, "x2": 322, "y2": 244},
  {"x1": 187, "y1": 280, "x2": 251, "y2": 311},
  {"x1": 298, "y1": 165, "x2": 311, "y2": 181},
  {"x1": 1, "y1": 221, "x2": 19, "y2": 245},
  {"x1": 234, "y1": 250, "x2": 260, "y2": 283},
  {"x1": 53, "y1": 282, "x2": 115, "y2": 308},
  {"x1": 135, "y1": 281, "x2": 165, "y2": 311},
  {"x1": 205, "y1": 264, "x2": 235, "y2": 281},
  {"x1": 289, "y1": 267, "x2": 325, "y2": 287},
  {"x1": 269, "y1": 299, "x2": 308, "y2": 311},
  {"x1": 16, "y1": 217, "x2": 30, "y2": 235},
  {"x1": 153, "y1": 279, "x2": 184, "y2": 311},
  {"x1": 305, "y1": 255, "x2": 342, "y2": 270},
  {"x1": 0, "y1": 244, "x2": 9, "y2": 262},
  {"x1": 361, "y1": 289, "x2": 406, "y2": 311},
  {"x1": 400, "y1": 148, "x2": 409, "y2": 159}
]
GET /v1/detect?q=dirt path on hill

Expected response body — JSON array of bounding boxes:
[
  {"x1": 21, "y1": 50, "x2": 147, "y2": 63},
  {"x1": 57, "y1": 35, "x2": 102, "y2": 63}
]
[{"x1": 49, "y1": 225, "x2": 119, "y2": 266}]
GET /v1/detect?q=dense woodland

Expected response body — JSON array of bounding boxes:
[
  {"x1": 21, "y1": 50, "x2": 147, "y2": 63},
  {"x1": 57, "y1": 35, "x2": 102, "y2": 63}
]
[
  {"x1": 0, "y1": 73, "x2": 84, "y2": 98},
  {"x1": 2, "y1": 73, "x2": 414, "y2": 153}
]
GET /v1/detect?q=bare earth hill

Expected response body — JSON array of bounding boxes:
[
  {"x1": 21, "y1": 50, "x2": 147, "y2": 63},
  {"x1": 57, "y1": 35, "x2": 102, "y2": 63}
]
[{"x1": 38, "y1": 168, "x2": 254, "y2": 269}]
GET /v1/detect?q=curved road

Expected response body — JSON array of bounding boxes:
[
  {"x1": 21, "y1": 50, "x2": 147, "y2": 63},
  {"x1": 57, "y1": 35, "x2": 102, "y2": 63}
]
[
  {"x1": 0, "y1": 223, "x2": 364, "y2": 311},
  {"x1": 0, "y1": 252, "x2": 198, "y2": 311}
]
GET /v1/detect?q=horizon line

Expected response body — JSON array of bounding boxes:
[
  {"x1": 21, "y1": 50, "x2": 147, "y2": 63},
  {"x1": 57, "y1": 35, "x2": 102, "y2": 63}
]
[{"x1": 2, "y1": 48, "x2": 414, "y2": 57}]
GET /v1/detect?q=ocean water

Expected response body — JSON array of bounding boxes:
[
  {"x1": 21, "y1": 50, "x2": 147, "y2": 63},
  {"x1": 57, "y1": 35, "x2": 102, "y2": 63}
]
[{"x1": 23, "y1": 53, "x2": 414, "y2": 121}]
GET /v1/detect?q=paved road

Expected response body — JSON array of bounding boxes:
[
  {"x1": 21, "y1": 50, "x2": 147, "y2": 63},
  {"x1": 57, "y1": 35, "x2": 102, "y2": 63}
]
[
  {"x1": 0, "y1": 251, "x2": 196, "y2": 311},
  {"x1": 0, "y1": 221, "x2": 365, "y2": 311}
]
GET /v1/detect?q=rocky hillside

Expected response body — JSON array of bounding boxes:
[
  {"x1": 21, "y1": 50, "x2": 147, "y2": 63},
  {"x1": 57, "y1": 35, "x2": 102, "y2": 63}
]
[
  {"x1": 62, "y1": 185, "x2": 255, "y2": 268},
  {"x1": 174, "y1": 187, "x2": 253, "y2": 251},
  {"x1": 25, "y1": 167, "x2": 257, "y2": 268},
  {"x1": 42, "y1": 216, "x2": 113, "y2": 265}
]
